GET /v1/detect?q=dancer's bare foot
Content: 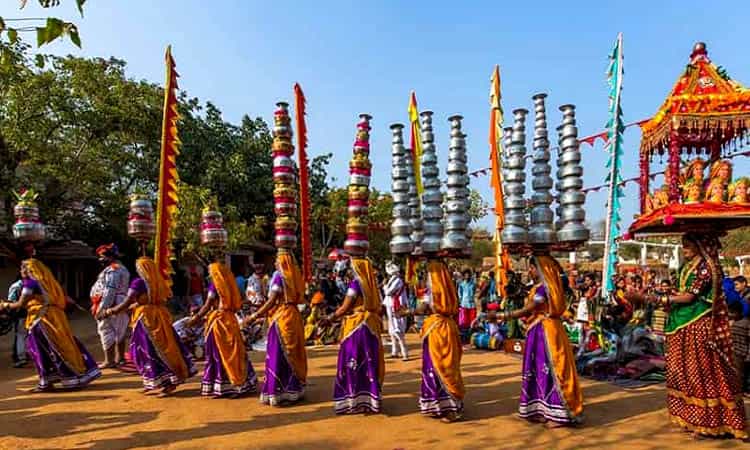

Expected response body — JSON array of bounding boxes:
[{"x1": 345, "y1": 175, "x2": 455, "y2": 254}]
[
  {"x1": 28, "y1": 386, "x2": 54, "y2": 394},
  {"x1": 157, "y1": 385, "x2": 177, "y2": 397},
  {"x1": 98, "y1": 361, "x2": 115, "y2": 369},
  {"x1": 441, "y1": 412, "x2": 461, "y2": 423}
]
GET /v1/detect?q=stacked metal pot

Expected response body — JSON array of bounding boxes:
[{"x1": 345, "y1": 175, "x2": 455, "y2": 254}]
[
  {"x1": 200, "y1": 207, "x2": 228, "y2": 248},
  {"x1": 501, "y1": 109, "x2": 529, "y2": 244},
  {"x1": 127, "y1": 195, "x2": 155, "y2": 243},
  {"x1": 344, "y1": 114, "x2": 373, "y2": 257},
  {"x1": 271, "y1": 102, "x2": 298, "y2": 251},
  {"x1": 441, "y1": 115, "x2": 469, "y2": 252},
  {"x1": 418, "y1": 111, "x2": 443, "y2": 254},
  {"x1": 389, "y1": 124, "x2": 414, "y2": 255},
  {"x1": 404, "y1": 143, "x2": 423, "y2": 255},
  {"x1": 556, "y1": 105, "x2": 589, "y2": 243},
  {"x1": 12, "y1": 190, "x2": 45, "y2": 242},
  {"x1": 528, "y1": 94, "x2": 556, "y2": 245}
]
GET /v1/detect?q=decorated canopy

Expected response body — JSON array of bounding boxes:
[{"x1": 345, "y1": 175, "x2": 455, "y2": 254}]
[
  {"x1": 631, "y1": 42, "x2": 750, "y2": 235},
  {"x1": 640, "y1": 42, "x2": 750, "y2": 157}
]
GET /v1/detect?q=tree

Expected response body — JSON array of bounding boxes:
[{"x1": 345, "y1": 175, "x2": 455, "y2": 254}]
[
  {"x1": 0, "y1": 46, "x2": 284, "y2": 260},
  {"x1": 1, "y1": 1, "x2": 85, "y2": 67},
  {"x1": 467, "y1": 188, "x2": 489, "y2": 223}
]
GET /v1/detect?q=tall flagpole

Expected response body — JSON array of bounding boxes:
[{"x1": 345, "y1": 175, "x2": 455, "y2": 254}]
[{"x1": 602, "y1": 33, "x2": 625, "y2": 300}]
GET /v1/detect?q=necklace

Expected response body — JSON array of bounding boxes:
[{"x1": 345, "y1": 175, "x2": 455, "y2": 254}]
[{"x1": 679, "y1": 257, "x2": 701, "y2": 292}]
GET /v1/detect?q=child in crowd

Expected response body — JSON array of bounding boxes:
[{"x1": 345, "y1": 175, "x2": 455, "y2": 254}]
[
  {"x1": 729, "y1": 302, "x2": 750, "y2": 393},
  {"x1": 173, "y1": 306, "x2": 205, "y2": 360},
  {"x1": 470, "y1": 307, "x2": 506, "y2": 351},
  {"x1": 305, "y1": 291, "x2": 326, "y2": 345}
]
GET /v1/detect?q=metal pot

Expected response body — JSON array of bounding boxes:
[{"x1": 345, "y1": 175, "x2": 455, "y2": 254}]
[
  {"x1": 390, "y1": 219, "x2": 413, "y2": 236},
  {"x1": 275, "y1": 234, "x2": 298, "y2": 248},
  {"x1": 422, "y1": 221, "x2": 444, "y2": 236},
  {"x1": 504, "y1": 170, "x2": 526, "y2": 183},
  {"x1": 557, "y1": 165, "x2": 583, "y2": 178},
  {"x1": 446, "y1": 161, "x2": 468, "y2": 174},
  {"x1": 422, "y1": 205, "x2": 444, "y2": 220},
  {"x1": 560, "y1": 150, "x2": 581, "y2": 165},
  {"x1": 530, "y1": 208, "x2": 554, "y2": 224},
  {"x1": 444, "y1": 200, "x2": 466, "y2": 214},
  {"x1": 559, "y1": 191, "x2": 586, "y2": 205},
  {"x1": 273, "y1": 155, "x2": 294, "y2": 168},
  {"x1": 421, "y1": 166, "x2": 439, "y2": 179},
  {"x1": 390, "y1": 238, "x2": 414, "y2": 255},
  {"x1": 532, "y1": 176, "x2": 554, "y2": 190},
  {"x1": 560, "y1": 177, "x2": 583, "y2": 190},
  {"x1": 349, "y1": 174, "x2": 371, "y2": 186},
  {"x1": 560, "y1": 207, "x2": 586, "y2": 222}
]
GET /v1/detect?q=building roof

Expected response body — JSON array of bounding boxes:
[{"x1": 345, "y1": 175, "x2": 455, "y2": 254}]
[{"x1": 640, "y1": 42, "x2": 750, "y2": 155}]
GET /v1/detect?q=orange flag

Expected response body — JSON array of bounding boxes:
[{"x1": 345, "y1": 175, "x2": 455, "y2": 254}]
[
  {"x1": 489, "y1": 65, "x2": 507, "y2": 297},
  {"x1": 294, "y1": 83, "x2": 313, "y2": 284}
]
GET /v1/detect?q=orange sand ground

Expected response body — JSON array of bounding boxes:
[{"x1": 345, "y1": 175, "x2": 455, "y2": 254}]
[{"x1": 0, "y1": 312, "x2": 748, "y2": 450}]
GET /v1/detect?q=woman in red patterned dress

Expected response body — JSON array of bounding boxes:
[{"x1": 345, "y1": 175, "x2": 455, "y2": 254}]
[{"x1": 636, "y1": 233, "x2": 747, "y2": 439}]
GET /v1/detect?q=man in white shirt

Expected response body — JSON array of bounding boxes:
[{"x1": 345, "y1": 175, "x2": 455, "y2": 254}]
[{"x1": 383, "y1": 263, "x2": 408, "y2": 360}]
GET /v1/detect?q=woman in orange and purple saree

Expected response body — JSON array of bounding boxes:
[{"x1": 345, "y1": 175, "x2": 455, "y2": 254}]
[
  {"x1": 420, "y1": 260, "x2": 465, "y2": 422},
  {"x1": 102, "y1": 257, "x2": 196, "y2": 395},
  {"x1": 247, "y1": 252, "x2": 307, "y2": 406},
  {"x1": 499, "y1": 255, "x2": 583, "y2": 425},
  {"x1": 0, "y1": 259, "x2": 100, "y2": 392},
  {"x1": 191, "y1": 261, "x2": 257, "y2": 397},
  {"x1": 328, "y1": 258, "x2": 385, "y2": 414},
  {"x1": 659, "y1": 233, "x2": 746, "y2": 438}
]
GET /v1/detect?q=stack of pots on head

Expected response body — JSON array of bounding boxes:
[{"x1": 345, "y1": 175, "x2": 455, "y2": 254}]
[
  {"x1": 344, "y1": 114, "x2": 373, "y2": 257},
  {"x1": 12, "y1": 189, "x2": 45, "y2": 243},
  {"x1": 200, "y1": 206, "x2": 228, "y2": 248},
  {"x1": 127, "y1": 195, "x2": 155, "y2": 243},
  {"x1": 419, "y1": 111, "x2": 443, "y2": 255},
  {"x1": 441, "y1": 115, "x2": 469, "y2": 253},
  {"x1": 389, "y1": 124, "x2": 414, "y2": 255},
  {"x1": 272, "y1": 102, "x2": 298, "y2": 252}
]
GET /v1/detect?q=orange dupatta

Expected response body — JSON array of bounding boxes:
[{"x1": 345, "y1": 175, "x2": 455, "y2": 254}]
[
  {"x1": 271, "y1": 253, "x2": 307, "y2": 382},
  {"x1": 341, "y1": 257, "x2": 384, "y2": 385},
  {"x1": 206, "y1": 262, "x2": 247, "y2": 386},
  {"x1": 24, "y1": 259, "x2": 87, "y2": 374},
  {"x1": 421, "y1": 260, "x2": 465, "y2": 401},
  {"x1": 535, "y1": 255, "x2": 583, "y2": 417},
  {"x1": 132, "y1": 257, "x2": 189, "y2": 381}
]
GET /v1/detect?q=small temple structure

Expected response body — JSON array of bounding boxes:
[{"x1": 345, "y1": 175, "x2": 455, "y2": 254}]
[{"x1": 631, "y1": 42, "x2": 750, "y2": 234}]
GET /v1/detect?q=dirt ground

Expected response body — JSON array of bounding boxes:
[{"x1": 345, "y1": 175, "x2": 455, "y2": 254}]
[{"x1": 0, "y1": 312, "x2": 748, "y2": 450}]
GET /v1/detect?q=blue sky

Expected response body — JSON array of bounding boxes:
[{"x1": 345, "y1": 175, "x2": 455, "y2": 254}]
[{"x1": 6, "y1": 0, "x2": 750, "y2": 231}]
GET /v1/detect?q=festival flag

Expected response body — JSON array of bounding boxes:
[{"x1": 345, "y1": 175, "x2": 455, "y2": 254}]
[
  {"x1": 489, "y1": 65, "x2": 507, "y2": 297},
  {"x1": 602, "y1": 33, "x2": 626, "y2": 298},
  {"x1": 408, "y1": 91, "x2": 423, "y2": 195},
  {"x1": 294, "y1": 83, "x2": 313, "y2": 284},
  {"x1": 154, "y1": 45, "x2": 180, "y2": 287}
]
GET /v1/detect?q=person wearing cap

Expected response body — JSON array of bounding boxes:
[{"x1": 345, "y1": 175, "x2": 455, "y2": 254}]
[
  {"x1": 90, "y1": 243, "x2": 130, "y2": 369},
  {"x1": 383, "y1": 262, "x2": 408, "y2": 361}
]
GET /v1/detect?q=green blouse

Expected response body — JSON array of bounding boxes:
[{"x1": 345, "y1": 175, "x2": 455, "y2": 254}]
[{"x1": 665, "y1": 258, "x2": 713, "y2": 334}]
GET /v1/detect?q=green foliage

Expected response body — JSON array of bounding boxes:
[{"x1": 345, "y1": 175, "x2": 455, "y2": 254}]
[
  {"x1": 310, "y1": 187, "x2": 393, "y2": 264},
  {"x1": 1, "y1": 1, "x2": 85, "y2": 67},
  {"x1": 467, "y1": 188, "x2": 489, "y2": 223},
  {"x1": 0, "y1": 45, "x2": 286, "y2": 262}
]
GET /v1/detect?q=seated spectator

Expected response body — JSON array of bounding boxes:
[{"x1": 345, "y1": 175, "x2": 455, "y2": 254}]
[{"x1": 734, "y1": 276, "x2": 750, "y2": 317}]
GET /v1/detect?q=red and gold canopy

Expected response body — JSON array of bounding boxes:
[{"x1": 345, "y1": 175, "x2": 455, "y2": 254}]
[{"x1": 640, "y1": 42, "x2": 750, "y2": 156}]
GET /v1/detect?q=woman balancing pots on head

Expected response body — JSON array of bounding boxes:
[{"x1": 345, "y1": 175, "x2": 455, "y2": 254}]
[
  {"x1": 322, "y1": 114, "x2": 386, "y2": 414},
  {"x1": 498, "y1": 254, "x2": 583, "y2": 426},
  {"x1": 628, "y1": 233, "x2": 747, "y2": 439},
  {"x1": 1, "y1": 256, "x2": 101, "y2": 393},
  {"x1": 1, "y1": 191, "x2": 101, "y2": 392},
  {"x1": 102, "y1": 257, "x2": 197, "y2": 396},
  {"x1": 188, "y1": 206, "x2": 258, "y2": 397},
  {"x1": 241, "y1": 101, "x2": 307, "y2": 406}
]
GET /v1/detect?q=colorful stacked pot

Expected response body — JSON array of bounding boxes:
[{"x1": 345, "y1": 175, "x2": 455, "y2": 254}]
[
  {"x1": 272, "y1": 102, "x2": 298, "y2": 251},
  {"x1": 344, "y1": 114, "x2": 373, "y2": 257},
  {"x1": 200, "y1": 207, "x2": 228, "y2": 248},
  {"x1": 127, "y1": 195, "x2": 155, "y2": 242},
  {"x1": 12, "y1": 189, "x2": 45, "y2": 242}
]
